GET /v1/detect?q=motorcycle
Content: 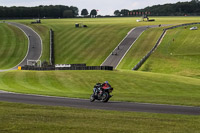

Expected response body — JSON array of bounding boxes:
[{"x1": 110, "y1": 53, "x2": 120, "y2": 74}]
[{"x1": 90, "y1": 83, "x2": 113, "y2": 103}]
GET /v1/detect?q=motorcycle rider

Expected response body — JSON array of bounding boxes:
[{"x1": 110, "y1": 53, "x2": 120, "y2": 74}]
[
  {"x1": 102, "y1": 81, "x2": 111, "y2": 89},
  {"x1": 93, "y1": 83, "x2": 100, "y2": 96},
  {"x1": 93, "y1": 81, "x2": 111, "y2": 95}
]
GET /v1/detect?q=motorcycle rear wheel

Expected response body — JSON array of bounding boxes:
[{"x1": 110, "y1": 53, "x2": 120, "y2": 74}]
[
  {"x1": 90, "y1": 94, "x2": 95, "y2": 102},
  {"x1": 101, "y1": 92, "x2": 109, "y2": 102}
]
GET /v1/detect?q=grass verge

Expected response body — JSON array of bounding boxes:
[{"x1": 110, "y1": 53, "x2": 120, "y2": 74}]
[
  {"x1": 0, "y1": 102, "x2": 200, "y2": 133},
  {"x1": 140, "y1": 25, "x2": 200, "y2": 78},
  {"x1": 0, "y1": 23, "x2": 28, "y2": 69}
]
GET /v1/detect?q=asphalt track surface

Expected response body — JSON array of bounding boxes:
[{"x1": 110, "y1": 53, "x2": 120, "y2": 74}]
[
  {"x1": 0, "y1": 91, "x2": 199, "y2": 115},
  {"x1": 101, "y1": 25, "x2": 169, "y2": 69},
  {"x1": 0, "y1": 22, "x2": 42, "y2": 71}
]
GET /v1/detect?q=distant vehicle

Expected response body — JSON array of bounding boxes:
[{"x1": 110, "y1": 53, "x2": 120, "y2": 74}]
[
  {"x1": 136, "y1": 19, "x2": 142, "y2": 22},
  {"x1": 190, "y1": 27, "x2": 198, "y2": 30},
  {"x1": 31, "y1": 19, "x2": 41, "y2": 24}
]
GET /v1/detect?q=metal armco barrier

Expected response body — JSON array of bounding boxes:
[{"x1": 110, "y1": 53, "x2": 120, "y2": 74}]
[
  {"x1": 21, "y1": 65, "x2": 55, "y2": 70},
  {"x1": 132, "y1": 22, "x2": 200, "y2": 70},
  {"x1": 21, "y1": 64, "x2": 113, "y2": 71},
  {"x1": 55, "y1": 66, "x2": 113, "y2": 70},
  {"x1": 50, "y1": 29, "x2": 54, "y2": 65}
]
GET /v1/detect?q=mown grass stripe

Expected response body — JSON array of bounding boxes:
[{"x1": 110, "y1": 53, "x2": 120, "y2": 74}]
[
  {"x1": 1, "y1": 72, "x2": 28, "y2": 92},
  {"x1": 0, "y1": 25, "x2": 8, "y2": 63},
  {"x1": 57, "y1": 29, "x2": 89, "y2": 56},
  {"x1": 0, "y1": 24, "x2": 27, "y2": 69},
  {"x1": 0, "y1": 25, "x2": 16, "y2": 68},
  {"x1": 39, "y1": 72, "x2": 68, "y2": 93},
  {"x1": 57, "y1": 27, "x2": 100, "y2": 64}
]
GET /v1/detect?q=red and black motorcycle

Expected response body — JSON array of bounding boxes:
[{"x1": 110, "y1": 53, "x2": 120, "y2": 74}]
[{"x1": 90, "y1": 83, "x2": 113, "y2": 103}]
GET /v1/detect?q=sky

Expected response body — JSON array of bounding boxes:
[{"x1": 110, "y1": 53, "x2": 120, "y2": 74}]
[{"x1": 0, "y1": 0, "x2": 190, "y2": 15}]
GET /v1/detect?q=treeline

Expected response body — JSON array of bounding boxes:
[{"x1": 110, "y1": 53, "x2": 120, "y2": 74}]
[
  {"x1": 114, "y1": 0, "x2": 200, "y2": 16},
  {"x1": 0, "y1": 5, "x2": 79, "y2": 18}
]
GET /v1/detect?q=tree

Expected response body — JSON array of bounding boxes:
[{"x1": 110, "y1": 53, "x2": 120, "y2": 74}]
[
  {"x1": 114, "y1": 10, "x2": 120, "y2": 16},
  {"x1": 63, "y1": 10, "x2": 73, "y2": 18},
  {"x1": 192, "y1": 0, "x2": 199, "y2": 3},
  {"x1": 120, "y1": 9, "x2": 129, "y2": 16},
  {"x1": 81, "y1": 9, "x2": 89, "y2": 17},
  {"x1": 90, "y1": 9, "x2": 97, "y2": 18},
  {"x1": 70, "y1": 6, "x2": 79, "y2": 17}
]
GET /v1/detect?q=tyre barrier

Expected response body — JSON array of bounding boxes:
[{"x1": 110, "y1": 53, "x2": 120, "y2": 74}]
[
  {"x1": 132, "y1": 22, "x2": 200, "y2": 70},
  {"x1": 21, "y1": 64, "x2": 113, "y2": 71}
]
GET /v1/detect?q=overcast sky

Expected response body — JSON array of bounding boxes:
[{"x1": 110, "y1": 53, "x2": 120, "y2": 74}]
[{"x1": 0, "y1": 0, "x2": 189, "y2": 15}]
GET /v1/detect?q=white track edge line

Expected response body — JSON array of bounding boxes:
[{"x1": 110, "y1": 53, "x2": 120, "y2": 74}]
[
  {"x1": 100, "y1": 28, "x2": 135, "y2": 66},
  {"x1": 115, "y1": 30, "x2": 145, "y2": 69},
  {"x1": 9, "y1": 22, "x2": 43, "y2": 67},
  {"x1": 6, "y1": 22, "x2": 30, "y2": 70},
  {"x1": 23, "y1": 24, "x2": 43, "y2": 60}
]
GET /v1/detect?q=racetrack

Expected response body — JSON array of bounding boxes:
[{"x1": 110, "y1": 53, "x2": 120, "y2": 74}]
[
  {"x1": 0, "y1": 22, "x2": 42, "y2": 71},
  {"x1": 0, "y1": 91, "x2": 199, "y2": 115},
  {"x1": 101, "y1": 25, "x2": 171, "y2": 69}
]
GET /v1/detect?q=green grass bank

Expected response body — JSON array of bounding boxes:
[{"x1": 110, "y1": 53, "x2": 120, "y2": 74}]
[
  {"x1": 0, "y1": 23, "x2": 28, "y2": 69},
  {"x1": 0, "y1": 102, "x2": 200, "y2": 133},
  {"x1": 12, "y1": 17, "x2": 200, "y2": 66},
  {"x1": 140, "y1": 25, "x2": 200, "y2": 78}
]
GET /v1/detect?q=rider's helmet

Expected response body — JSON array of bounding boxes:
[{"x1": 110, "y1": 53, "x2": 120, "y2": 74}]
[{"x1": 105, "y1": 81, "x2": 108, "y2": 84}]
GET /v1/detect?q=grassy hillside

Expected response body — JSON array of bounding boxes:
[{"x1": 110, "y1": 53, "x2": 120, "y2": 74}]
[
  {"x1": 0, "y1": 70, "x2": 200, "y2": 106},
  {"x1": 0, "y1": 23, "x2": 28, "y2": 69},
  {"x1": 13, "y1": 17, "x2": 200, "y2": 66},
  {"x1": 17, "y1": 18, "x2": 137, "y2": 65},
  {"x1": 140, "y1": 25, "x2": 200, "y2": 78},
  {"x1": 1, "y1": 102, "x2": 200, "y2": 133}
]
